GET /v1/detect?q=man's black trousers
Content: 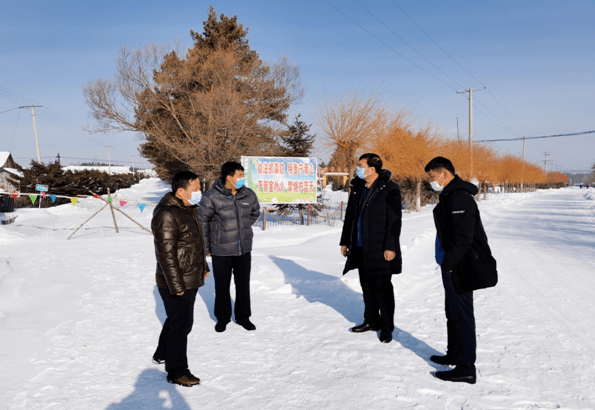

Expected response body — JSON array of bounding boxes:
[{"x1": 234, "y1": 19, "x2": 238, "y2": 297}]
[
  {"x1": 442, "y1": 268, "x2": 476, "y2": 372},
  {"x1": 154, "y1": 287, "x2": 197, "y2": 379},
  {"x1": 212, "y1": 252, "x2": 252, "y2": 324},
  {"x1": 352, "y1": 247, "x2": 395, "y2": 332}
]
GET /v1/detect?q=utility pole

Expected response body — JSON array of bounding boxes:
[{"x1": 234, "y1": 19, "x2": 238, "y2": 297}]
[
  {"x1": 19, "y1": 105, "x2": 42, "y2": 163},
  {"x1": 521, "y1": 136, "x2": 526, "y2": 192},
  {"x1": 456, "y1": 117, "x2": 460, "y2": 144},
  {"x1": 544, "y1": 152, "x2": 550, "y2": 173},
  {"x1": 456, "y1": 87, "x2": 485, "y2": 179},
  {"x1": 104, "y1": 146, "x2": 113, "y2": 175}
]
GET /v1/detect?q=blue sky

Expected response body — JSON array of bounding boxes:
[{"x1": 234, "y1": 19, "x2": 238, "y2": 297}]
[{"x1": 1, "y1": 0, "x2": 593, "y2": 173}]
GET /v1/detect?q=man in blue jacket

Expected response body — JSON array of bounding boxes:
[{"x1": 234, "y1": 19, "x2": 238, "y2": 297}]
[
  {"x1": 426, "y1": 157, "x2": 497, "y2": 384},
  {"x1": 198, "y1": 162, "x2": 260, "y2": 333}
]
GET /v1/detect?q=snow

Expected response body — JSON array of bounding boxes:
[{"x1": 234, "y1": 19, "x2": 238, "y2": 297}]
[
  {"x1": 0, "y1": 151, "x2": 11, "y2": 167},
  {"x1": 1, "y1": 181, "x2": 595, "y2": 409}
]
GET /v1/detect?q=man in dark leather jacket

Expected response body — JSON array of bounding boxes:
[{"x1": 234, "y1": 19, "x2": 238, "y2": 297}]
[
  {"x1": 151, "y1": 171, "x2": 209, "y2": 387},
  {"x1": 425, "y1": 156, "x2": 496, "y2": 385},
  {"x1": 198, "y1": 162, "x2": 260, "y2": 333}
]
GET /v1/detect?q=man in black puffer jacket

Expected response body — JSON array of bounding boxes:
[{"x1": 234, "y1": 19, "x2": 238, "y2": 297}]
[
  {"x1": 425, "y1": 156, "x2": 497, "y2": 385},
  {"x1": 198, "y1": 162, "x2": 260, "y2": 333},
  {"x1": 152, "y1": 171, "x2": 209, "y2": 387},
  {"x1": 340, "y1": 153, "x2": 402, "y2": 344}
]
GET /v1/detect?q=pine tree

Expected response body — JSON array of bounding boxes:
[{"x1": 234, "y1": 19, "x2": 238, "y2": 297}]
[
  {"x1": 280, "y1": 114, "x2": 315, "y2": 157},
  {"x1": 85, "y1": 6, "x2": 303, "y2": 183}
]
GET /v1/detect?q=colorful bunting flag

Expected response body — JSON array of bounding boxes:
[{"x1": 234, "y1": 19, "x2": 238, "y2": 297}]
[
  {"x1": 94, "y1": 194, "x2": 99, "y2": 198},
  {"x1": 119, "y1": 200, "x2": 127, "y2": 207},
  {"x1": 11, "y1": 193, "x2": 18, "y2": 200},
  {"x1": 42, "y1": 192, "x2": 47, "y2": 198},
  {"x1": 70, "y1": 197, "x2": 78, "y2": 207},
  {"x1": 138, "y1": 203, "x2": 146, "y2": 213},
  {"x1": 29, "y1": 194, "x2": 37, "y2": 204},
  {"x1": 108, "y1": 196, "x2": 113, "y2": 203},
  {"x1": 50, "y1": 195, "x2": 57, "y2": 203}
]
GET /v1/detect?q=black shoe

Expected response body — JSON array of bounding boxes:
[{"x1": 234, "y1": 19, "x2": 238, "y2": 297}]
[
  {"x1": 430, "y1": 354, "x2": 455, "y2": 366},
  {"x1": 152, "y1": 356, "x2": 165, "y2": 365},
  {"x1": 434, "y1": 367, "x2": 476, "y2": 384},
  {"x1": 215, "y1": 322, "x2": 227, "y2": 332},
  {"x1": 379, "y1": 330, "x2": 392, "y2": 343},
  {"x1": 237, "y1": 319, "x2": 256, "y2": 331},
  {"x1": 350, "y1": 323, "x2": 379, "y2": 333},
  {"x1": 167, "y1": 373, "x2": 201, "y2": 387}
]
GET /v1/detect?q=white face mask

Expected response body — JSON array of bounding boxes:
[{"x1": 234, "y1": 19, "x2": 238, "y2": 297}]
[{"x1": 430, "y1": 172, "x2": 445, "y2": 192}]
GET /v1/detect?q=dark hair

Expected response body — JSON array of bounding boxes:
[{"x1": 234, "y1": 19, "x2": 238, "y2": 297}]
[
  {"x1": 220, "y1": 161, "x2": 244, "y2": 182},
  {"x1": 424, "y1": 157, "x2": 455, "y2": 174},
  {"x1": 359, "y1": 153, "x2": 382, "y2": 173},
  {"x1": 171, "y1": 171, "x2": 199, "y2": 194}
]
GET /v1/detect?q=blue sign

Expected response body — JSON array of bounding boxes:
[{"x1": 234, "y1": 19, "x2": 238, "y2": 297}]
[{"x1": 35, "y1": 184, "x2": 48, "y2": 192}]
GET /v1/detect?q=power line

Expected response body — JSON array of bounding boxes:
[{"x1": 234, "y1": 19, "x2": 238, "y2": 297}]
[
  {"x1": 0, "y1": 85, "x2": 140, "y2": 159},
  {"x1": 387, "y1": 0, "x2": 529, "y2": 137},
  {"x1": 476, "y1": 130, "x2": 595, "y2": 142},
  {"x1": 0, "y1": 107, "x2": 21, "y2": 115},
  {"x1": 354, "y1": 0, "x2": 464, "y2": 90},
  {"x1": 324, "y1": 1, "x2": 458, "y2": 91}
]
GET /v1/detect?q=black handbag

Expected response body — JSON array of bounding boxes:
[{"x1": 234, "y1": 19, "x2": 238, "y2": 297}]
[{"x1": 453, "y1": 242, "x2": 498, "y2": 294}]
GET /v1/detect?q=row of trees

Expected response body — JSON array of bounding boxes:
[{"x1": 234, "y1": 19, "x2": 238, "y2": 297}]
[
  {"x1": 316, "y1": 89, "x2": 565, "y2": 201},
  {"x1": 7, "y1": 160, "x2": 145, "y2": 207}
]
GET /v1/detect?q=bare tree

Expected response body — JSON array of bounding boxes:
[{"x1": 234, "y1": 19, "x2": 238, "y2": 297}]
[{"x1": 315, "y1": 88, "x2": 389, "y2": 183}]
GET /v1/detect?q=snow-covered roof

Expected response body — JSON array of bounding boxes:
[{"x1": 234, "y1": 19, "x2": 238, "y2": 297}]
[
  {"x1": 1, "y1": 167, "x2": 23, "y2": 178},
  {"x1": 0, "y1": 151, "x2": 11, "y2": 167}
]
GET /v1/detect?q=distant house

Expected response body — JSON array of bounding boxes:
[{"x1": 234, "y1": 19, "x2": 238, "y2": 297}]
[{"x1": 0, "y1": 152, "x2": 23, "y2": 192}]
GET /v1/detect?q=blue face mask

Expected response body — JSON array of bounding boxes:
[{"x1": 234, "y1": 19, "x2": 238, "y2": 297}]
[
  {"x1": 188, "y1": 191, "x2": 202, "y2": 205},
  {"x1": 233, "y1": 178, "x2": 246, "y2": 189},
  {"x1": 355, "y1": 167, "x2": 368, "y2": 179}
]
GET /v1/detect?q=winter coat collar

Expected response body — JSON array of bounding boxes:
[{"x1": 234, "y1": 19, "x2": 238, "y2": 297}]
[
  {"x1": 155, "y1": 192, "x2": 196, "y2": 211},
  {"x1": 440, "y1": 175, "x2": 479, "y2": 198},
  {"x1": 213, "y1": 179, "x2": 249, "y2": 198},
  {"x1": 350, "y1": 169, "x2": 393, "y2": 188}
]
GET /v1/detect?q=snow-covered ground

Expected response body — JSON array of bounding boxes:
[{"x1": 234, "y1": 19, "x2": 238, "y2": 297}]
[{"x1": 1, "y1": 181, "x2": 595, "y2": 409}]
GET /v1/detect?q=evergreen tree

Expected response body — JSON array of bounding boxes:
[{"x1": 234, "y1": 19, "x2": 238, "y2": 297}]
[
  {"x1": 7, "y1": 160, "x2": 144, "y2": 208},
  {"x1": 85, "y1": 6, "x2": 303, "y2": 182},
  {"x1": 280, "y1": 114, "x2": 315, "y2": 157}
]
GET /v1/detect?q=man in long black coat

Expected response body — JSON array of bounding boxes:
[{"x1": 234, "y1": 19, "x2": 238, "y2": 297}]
[
  {"x1": 340, "y1": 153, "x2": 402, "y2": 343},
  {"x1": 425, "y1": 156, "x2": 497, "y2": 384}
]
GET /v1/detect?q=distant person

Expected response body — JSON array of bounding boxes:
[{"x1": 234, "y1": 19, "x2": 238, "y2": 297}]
[
  {"x1": 198, "y1": 162, "x2": 260, "y2": 332},
  {"x1": 340, "y1": 153, "x2": 402, "y2": 344},
  {"x1": 151, "y1": 171, "x2": 209, "y2": 387},
  {"x1": 425, "y1": 157, "x2": 497, "y2": 384}
]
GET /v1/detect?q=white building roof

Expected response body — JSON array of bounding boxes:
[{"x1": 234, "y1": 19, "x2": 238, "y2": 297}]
[
  {"x1": 0, "y1": 152, "x2": 11, "y2": 167},
  {"x1": 2, "y1": 168, "x2": 24, "y2": 178}
]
